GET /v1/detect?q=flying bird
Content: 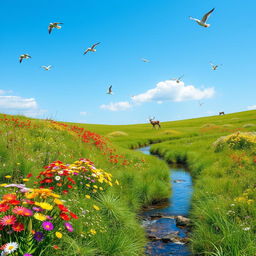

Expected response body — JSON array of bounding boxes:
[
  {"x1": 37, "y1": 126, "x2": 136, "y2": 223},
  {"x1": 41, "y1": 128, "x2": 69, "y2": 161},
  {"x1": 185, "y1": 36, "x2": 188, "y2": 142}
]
[
  {"x1": 198, "y1": 101, "x2": 204, "y2": 107},
  {"x1": 48, "y1": 22, "x2": 63, "y2": 34},
  {"x1": 41, "y1": 65, "x2": 52, "y2": 71},
  {"x1": 171, "y1": 75, "x2": 184, "y2": 84},
  {"x1": 189, "y1": 8, "x2": 215, "y2": 27},
  {"x1": 84, "y1": 42, "x2": 100, "y2": 55},
  {"x1": 106, "y1": 85, "x2": 113, "y2": 95},
  {"x1": 141, "y1": 58, "x2": 150, "y2": 63},
  {"x1": 19, "y1": 54, "x2": 31, "y2": 63},
  {"x1": 210, "y1": 62, "x2": 222, "y2": 70}
]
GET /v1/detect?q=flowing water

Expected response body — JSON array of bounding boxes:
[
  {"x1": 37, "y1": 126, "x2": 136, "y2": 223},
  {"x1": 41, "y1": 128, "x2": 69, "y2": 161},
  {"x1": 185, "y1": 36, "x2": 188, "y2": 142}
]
[{"x1": 137, "y1": 146, "x2": 193, "y2": 256}]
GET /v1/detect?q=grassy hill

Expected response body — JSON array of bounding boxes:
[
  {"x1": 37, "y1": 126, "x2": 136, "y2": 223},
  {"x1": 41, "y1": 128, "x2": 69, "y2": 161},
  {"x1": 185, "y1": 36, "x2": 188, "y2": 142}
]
[{"x1": 0, "y1": 110, "x2": 255, "y2": 255}]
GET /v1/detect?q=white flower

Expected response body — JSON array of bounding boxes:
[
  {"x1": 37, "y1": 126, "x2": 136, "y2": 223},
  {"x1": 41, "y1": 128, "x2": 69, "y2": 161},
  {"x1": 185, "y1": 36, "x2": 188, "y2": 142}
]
[
  {"x1": 4, "y1": 242, "x2": 18, "y2": 254},
  {"x1": 55, "y1": 176, "x2": 61, "y2": 181},
  {"x1": 243, "y1": 227, "x2": 250, "y2": 231},
  {"x1": 58, "y1": 171, "x2": 63, "y2": 175}
]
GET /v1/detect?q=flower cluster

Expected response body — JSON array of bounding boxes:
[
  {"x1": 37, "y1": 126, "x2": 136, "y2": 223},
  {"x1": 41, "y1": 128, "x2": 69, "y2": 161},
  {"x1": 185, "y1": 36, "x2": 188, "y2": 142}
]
[
  {"x1": 37, "y1": 159, "x2": 118, "y2": 195},
  {"x1": 213, "y1": 132, "x2": 256, "y2": 151},
  {"x1": 234, "y1": 188, "x2": 255, "y2": 205},
  {"x1": 0, "y1": 184, "x2": 77, "y2": 255}
]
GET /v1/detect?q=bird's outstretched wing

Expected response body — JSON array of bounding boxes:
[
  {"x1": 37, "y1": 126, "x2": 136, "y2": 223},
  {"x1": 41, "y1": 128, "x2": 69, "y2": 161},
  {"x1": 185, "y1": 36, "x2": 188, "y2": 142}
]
[
  {"x1": 83, "y1": 49, "x2": 89, "y2": 55},
  {"x1": 201, "y1": 8, "x2": 215, "y2": 23},
  {"x1": 109, "y1": 85, "x2": 112, "y2": 92},
  {"x1": 19, "y1": 57, "x2": 23, "y2": 63},
  {"x1": 91, "y1": 42, "x2": 100, "y2": 49},
  {"x1": 48, "y1": 26, "x2": 53, "y2": 34}
]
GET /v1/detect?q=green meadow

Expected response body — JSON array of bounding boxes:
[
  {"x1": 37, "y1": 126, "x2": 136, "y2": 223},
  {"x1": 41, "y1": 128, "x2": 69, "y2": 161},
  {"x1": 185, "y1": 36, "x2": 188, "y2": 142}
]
[{"x1": 0, "y1": 110, "x2": 256, "y2": 255}]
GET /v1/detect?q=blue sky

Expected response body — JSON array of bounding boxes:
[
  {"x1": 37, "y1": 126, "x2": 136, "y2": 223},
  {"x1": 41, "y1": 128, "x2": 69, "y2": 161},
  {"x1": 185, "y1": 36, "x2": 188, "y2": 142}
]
[{"x1": 1, "y1": 0, "x2": 255, "y2": 124}]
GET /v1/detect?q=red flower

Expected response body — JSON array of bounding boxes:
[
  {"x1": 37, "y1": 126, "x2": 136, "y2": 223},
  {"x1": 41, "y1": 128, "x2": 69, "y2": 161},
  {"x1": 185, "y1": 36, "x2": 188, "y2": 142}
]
[
  {"x1": 27, "y1": 173, "x2": 33, "y2": 178},
  {"x1": 12, "y1": 222, "x2": 24, "y2": 232},
  {"x1": 70, "y1": 212, "x2": 78, "y2": 219},
  {"x1": 53, "y1": 245, "x2": 60, "y2": 250},
  {"x1": 58, "y1": 205, "x2": 69, "y2": 212},
  {"x1": 67, "y1": 177, "x2": 76, "y2": 184},
  {"x1": 9, "y1": 200, "x2": 20, "y2": 205},
  {"x1": 2, "y1": 194, "x2": 16, "y2": 201},
  {"x1": 0, "y1": 215, "x2": 16, "y2": 226},
  {"x1": 60, "y1": 212, "x2": 70, "y2": 221},
  {"x1": 67, "y1": 185, "x2": 73, "y2": 189},
  {"x1": 0, "y1": 204, "x2": 10, "y2": 212}
]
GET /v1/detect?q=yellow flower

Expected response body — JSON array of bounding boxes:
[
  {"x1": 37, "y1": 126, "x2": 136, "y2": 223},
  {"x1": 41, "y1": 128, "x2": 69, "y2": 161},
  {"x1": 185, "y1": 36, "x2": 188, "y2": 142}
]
[
  {"x1": 93, "y1": 185, "x2": 98, "y2": 189},
  {"x1": 86, "y1": 184, "x2": 91, "y2": 188},
  {"x1": 99, "y1": 187, "x2": 103, "y2": 191},
  {"x1": 93, "y1": 205, "x2": 100, "y2": 211},
  {"x1": 34, "y1": 213, "x2": 47, "y2": 221},
  {"x1": 0, "y1": 184, "x2": 8, "y2": 187},
  {"x1": 35, "y1": 202, "x2": 53, "y2": 211},
  {"x1": 85, "y1": 195, "x2": 91, "y2": 199},
  {"x1": 90, "y1": 229, "x2": 97, "y2": 235},
  {"x1": 23, "y1": 178, "x2": 29, "y2": 182},
  {"x1": 55, "y1": 232, "x2": 63, "y2": 239},
  {"x1": 5, "y1": 175, "x2": 12, "y2": 179},
  {"x1": 115, "y1": 180, "x2": 120, "y2": 185},
  {"x1": 54, "y1": 198, "x2": 63, "y2": 205}
]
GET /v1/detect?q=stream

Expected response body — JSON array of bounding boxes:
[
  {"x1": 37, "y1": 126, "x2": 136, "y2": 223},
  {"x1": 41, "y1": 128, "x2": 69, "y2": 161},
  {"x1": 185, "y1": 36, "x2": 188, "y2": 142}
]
[{"x1": 137, "y1": 146, "x2": 193, "y2": 256}]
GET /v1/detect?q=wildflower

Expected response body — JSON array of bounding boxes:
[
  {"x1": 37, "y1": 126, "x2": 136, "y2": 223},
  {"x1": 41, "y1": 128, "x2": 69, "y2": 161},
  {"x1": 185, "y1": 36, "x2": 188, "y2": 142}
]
[
  {"x1": 23, "y1": 209, "x2": 33, "y2": 216},
  {"x1": 24, "y1": 254, "x2": 33, "y2": 256},
  {"x1": 9, "y1": 199, "x2": 20, "y2": 205},
  {"x1": 60, "y1": 212, "x2": 70, "y2": 221},
  {"x1": 0, "y1": 215, "x2": 17, "y2": 226},
  {"x1": 243, "y1": 227, "x2": 250, "y2": 231},
  {"x1": 4, "y1": 242, "x2": 18, "y2": 254},
  {"x1": 64, "y1": 222, "x2": 73, "y2": 232},
  {"x1": 32, "y1": 206, "x2": 43, "y2": 212},
  {"x1": 93, "y1": 205, "x2": 100, "y2": 211},
  {"x1": 85, "y1": 195, "x2": 91, "y2": 199},
  {"x1": 52, "y1": 245, "x2": 60, "y2": 250},
  {"x1": 12, "y1": 222, "x2": 25, "y2": 232},
  {"x1": 0, "y1": 204, "x2": 10, "y2": 212},
  {"x1": 35, "y1": 202, "x2": 53, "y2": 211},
  {"x1": 55, "y1": 176, "x2": 61, "y2": 181},
  {"x1": 23, "y1": 179, "x2": 29, "y2": 182},
  {"x1": 34, "y1": 213, "x2": 47, "y2": 221},
  {"x1": 3, "y1": 193, "x2": 16, "y2": 201},
  {"x1": 90, "y1": 229, "x2": 97, "y2": 235},
  {"x1": 54, "y1": 198, "x2": 63, "y2": 205},
  {"x1": 55, "y1": 231, "x2": 63, "y2": 238},
  {"x1": 33, "y1": 232, "x2": 44, "y2": 242},
  {"x1": 13, "y1": 206, "x2": 30, "y2": 216},
  {"x1": 42, "y1": 221, "x2": 54, "y2": 231},
  {"x1": 70, "y1": 212, "x2": 78, "y2": 219},
  {"x1": 4, "y1": 176, "x2": 12, "y2": 179}
]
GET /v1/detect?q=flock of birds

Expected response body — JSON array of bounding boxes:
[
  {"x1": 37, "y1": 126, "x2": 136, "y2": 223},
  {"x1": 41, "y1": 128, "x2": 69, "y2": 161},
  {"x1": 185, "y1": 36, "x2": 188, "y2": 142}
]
[{"x1": 19, "y1": 9, "x2": 220, "y2": 99}]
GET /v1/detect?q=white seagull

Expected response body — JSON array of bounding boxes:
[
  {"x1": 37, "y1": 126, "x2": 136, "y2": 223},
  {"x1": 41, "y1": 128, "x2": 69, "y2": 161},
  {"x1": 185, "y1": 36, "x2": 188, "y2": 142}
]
[
  {"x1": 171, "y1": 75, "x2": 184, "y2": 84},
  {"x1": 141, "y1": 58, "x2": 150, "y2": 63},
  {"x1": 41, "y1": 65, "x2": 52, "y2": 71},
  {"x1": 84, "y1": 42, "x2": 100, "y2": 55},
  {"x1": 19, "y1": 54, "x2": 31, "y2": 63},
  {"x1": 48, "y1": 22, "x2": 63, "y2": 34},
  {"x1": 106, "y1": 85, "x2": 113, "y2": 95},
  {"x1": 189, "y1": 8, "x2": 215, "y2": 27},
  {"x1": 210, "y1": 62, "x2": 222, "y2": 71}
]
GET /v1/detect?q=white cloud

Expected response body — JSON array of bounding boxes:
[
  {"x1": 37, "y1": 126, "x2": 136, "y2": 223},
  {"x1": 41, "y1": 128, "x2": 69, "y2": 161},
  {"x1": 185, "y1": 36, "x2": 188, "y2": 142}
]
[
  {"x1": 247, "y1": 105, "x2": 256, "y2": 110},
  {"x1": 0, "y1": 89, "x2": 47, "y2": 118},
  {"x1": 80, "y1": 111, "x2": 87, "y2": 116},
  {"x1": 100, "y1": 101, "x2": 132, "y2": 111},
  {"x1": 132, "y1": 80, "x2": 215, "y2": 104},
  {"x1": 0, "y1": 96, "x2": 37, "y2": 109}
]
